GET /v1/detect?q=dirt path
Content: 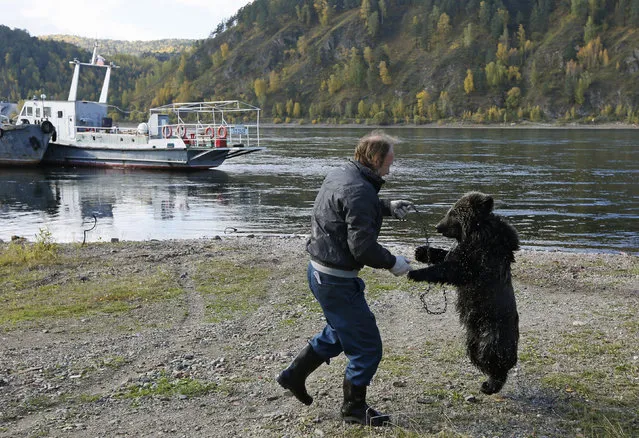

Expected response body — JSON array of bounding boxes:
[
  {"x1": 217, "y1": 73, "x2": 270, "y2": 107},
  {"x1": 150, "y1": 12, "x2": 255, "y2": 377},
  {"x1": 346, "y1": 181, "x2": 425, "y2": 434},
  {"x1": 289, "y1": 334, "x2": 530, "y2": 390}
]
[{"x1": 0, "y1": 237, "x2": 637, "y2": 437}]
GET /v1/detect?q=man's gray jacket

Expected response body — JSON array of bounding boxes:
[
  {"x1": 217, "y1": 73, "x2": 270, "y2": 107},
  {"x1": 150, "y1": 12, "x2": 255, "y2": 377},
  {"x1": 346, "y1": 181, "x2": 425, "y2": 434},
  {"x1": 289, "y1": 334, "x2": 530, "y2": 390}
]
[{"x1": 306, "y1": 159, "x2": 396, "y2": 271}]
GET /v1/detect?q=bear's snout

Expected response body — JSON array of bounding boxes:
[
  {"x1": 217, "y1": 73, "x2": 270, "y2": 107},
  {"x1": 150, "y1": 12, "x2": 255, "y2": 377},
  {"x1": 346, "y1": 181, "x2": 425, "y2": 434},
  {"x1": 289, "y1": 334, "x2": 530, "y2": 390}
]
[{"x1": 436, "y1": 220, "x2": 458, "y2": 239}]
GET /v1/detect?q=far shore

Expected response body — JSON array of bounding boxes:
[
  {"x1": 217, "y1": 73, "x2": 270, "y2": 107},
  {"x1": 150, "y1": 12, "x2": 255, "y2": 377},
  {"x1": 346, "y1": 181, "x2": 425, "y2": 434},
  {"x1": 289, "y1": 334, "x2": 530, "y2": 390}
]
[
  {"x1": 113, "y1": 120, "x2": 639, "y2": 130},
  {"x1": 259, "y1": 120, "x2": 639, "y2": 130}
]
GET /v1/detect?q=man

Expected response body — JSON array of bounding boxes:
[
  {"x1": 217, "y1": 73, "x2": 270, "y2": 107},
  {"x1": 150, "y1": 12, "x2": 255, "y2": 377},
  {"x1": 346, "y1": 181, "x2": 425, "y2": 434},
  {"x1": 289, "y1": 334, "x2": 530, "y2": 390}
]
[{"x1": 277, "y1": 130, "x2": 414, "y2": 426}]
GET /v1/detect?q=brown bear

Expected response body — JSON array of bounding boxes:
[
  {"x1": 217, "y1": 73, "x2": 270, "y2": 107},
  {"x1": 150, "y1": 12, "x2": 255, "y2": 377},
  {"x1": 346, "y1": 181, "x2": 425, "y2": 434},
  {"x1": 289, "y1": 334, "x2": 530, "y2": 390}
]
[{"x1": 407, "y1": 191, "x2": 520, "y2": 394}]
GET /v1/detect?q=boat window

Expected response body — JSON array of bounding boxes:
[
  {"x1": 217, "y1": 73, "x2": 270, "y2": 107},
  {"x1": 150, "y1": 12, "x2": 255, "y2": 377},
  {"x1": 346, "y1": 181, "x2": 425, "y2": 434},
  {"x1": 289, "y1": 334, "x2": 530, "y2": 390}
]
[
  {"x1": 44, "y1": 107, "x2": 51, "y2": 117},
  {"x1": 58, "y1": 111, "x2": 63, "y2": 118},
  {"x1": 26, "y1": 106, "x2": 33, "y2": 116},
  {"x1": 36, "y1": 108, "x2": 41, "y2": 117}
]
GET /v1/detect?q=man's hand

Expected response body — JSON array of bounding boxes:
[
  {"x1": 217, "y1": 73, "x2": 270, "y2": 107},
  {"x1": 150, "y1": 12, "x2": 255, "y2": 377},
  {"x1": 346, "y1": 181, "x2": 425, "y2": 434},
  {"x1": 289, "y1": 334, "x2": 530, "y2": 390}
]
[
  {"x1": 389, "y1": 255, "x2": 412, "y2": 276},
  {"x1": 390, "y1": 200, "x2": 414, "y2": 219}
]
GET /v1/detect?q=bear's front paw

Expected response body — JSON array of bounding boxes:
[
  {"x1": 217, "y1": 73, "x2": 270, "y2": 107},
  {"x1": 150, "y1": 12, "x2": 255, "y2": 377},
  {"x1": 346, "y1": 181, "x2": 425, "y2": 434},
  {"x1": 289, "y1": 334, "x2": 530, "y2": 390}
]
[
  {"x1": 414, "y1": 245, "x2": 430, "y2": 263},
  {"x1": 407, "y1": 268, "x2": 430, "y2": 282}
]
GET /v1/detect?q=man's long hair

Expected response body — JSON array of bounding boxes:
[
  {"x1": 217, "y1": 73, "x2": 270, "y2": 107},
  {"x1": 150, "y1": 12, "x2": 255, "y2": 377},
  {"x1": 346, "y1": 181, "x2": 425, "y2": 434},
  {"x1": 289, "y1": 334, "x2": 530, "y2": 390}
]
[{"x1": 353, "y1": 130, "x2": 398, "y2": 171}]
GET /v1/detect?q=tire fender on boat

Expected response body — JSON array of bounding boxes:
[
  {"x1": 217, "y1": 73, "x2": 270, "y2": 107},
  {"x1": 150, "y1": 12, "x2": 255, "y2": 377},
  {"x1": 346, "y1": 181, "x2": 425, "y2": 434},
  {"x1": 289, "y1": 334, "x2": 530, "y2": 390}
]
[
  {"x1": 162, "y1": 125, "x2": 173, "y2": 138},
  {"x1": 41, "y1": 120, "x2": 54, "y2": 134},
  {"x1": 177, "y1": 124, "x2": 187, "y2": 138},
  {"x1": 0, "y1": 128, "x2": 3, "y2": 139},
  {"x1": 205, "y1": 126, "x2": 214, "y2": 138},
  {"x1": 217, "y1": 125, "x2": 227, "y2": 139}
]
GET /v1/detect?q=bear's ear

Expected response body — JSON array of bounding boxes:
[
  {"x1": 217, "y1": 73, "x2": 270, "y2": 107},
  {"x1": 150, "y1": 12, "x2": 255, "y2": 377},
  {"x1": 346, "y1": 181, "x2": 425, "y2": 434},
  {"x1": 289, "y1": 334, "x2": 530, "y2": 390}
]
[{"x1": 479, "y1": 194, "x2": 494, "y2": 215}]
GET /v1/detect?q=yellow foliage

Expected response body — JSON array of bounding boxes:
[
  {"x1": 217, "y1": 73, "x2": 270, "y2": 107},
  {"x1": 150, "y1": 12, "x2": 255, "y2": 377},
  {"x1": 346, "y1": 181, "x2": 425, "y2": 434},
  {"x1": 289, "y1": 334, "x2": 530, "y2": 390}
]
[
  {"x1": 220, "y1": 43, "x2": 229, "y2": 60},
  {"x1": 496, "y1": 43, "x2": 509, "y2": 64},
  {"x1": 464, "y1": 69, "x2": 474, "y2": 94},
  {"x1": 507, "y1": 66, "x2": 521, "y2": 81},
  {"x1": 379, "y1": 61, "x2": 392, "y2": 85},
  {"x1": 416, "y1": 90, "x2": 431, "y2": 117},
  {"x1": 268, "y1": 70, "x2": 281, "y2": 93}
]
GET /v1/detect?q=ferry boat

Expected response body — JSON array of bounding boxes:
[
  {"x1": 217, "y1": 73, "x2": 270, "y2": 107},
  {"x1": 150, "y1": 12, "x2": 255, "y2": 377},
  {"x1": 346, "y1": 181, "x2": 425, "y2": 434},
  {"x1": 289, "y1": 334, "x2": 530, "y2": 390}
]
[
  {"x1": 16, "y1": 45, "x2": 264, "y2": 169},
  {"x1": 0, "y1": 113, "x2": 54, "y2": 166}
]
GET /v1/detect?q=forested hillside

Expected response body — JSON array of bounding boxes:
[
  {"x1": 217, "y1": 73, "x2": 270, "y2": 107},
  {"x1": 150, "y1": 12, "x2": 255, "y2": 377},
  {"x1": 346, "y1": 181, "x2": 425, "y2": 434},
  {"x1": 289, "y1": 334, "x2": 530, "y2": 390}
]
[
  {"x1": 0, "y1": 26, "x2": 167, "y2": 121},
  {"x1": 178, "y1": 0, "x2": 639, "y2": 124},
  {"x1": 3, "y1": 0, "x2": 639, "y2": 125},
  {"x1": 39, "y1": 35, "x2": 194, "y2": 58}
]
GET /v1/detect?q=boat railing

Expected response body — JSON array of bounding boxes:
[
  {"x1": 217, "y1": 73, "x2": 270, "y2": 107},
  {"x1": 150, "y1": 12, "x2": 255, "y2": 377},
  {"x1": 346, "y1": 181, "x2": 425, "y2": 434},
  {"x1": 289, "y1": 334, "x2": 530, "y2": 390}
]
[
  {"x1": 156, "y1": 122, "x2": 258, "y2": 148},
  {"x1": 75, "y1": 125, "x2": 135, "y2": 134}
]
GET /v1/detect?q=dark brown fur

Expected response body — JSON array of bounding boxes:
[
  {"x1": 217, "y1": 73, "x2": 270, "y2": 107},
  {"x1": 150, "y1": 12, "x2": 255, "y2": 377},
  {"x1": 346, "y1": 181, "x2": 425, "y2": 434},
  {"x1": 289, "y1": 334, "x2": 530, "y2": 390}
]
[{"x1": 408, "y1": 192, "x2": 520, "y2": 394}]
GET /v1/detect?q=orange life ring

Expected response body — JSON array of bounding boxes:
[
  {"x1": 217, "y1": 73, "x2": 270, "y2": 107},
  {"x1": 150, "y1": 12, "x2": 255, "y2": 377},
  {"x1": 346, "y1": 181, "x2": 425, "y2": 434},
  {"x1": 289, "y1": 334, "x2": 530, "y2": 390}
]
[
  {"x1": 162, "y1": 125, "x2": 172, "y2": 138},
  {"x1": 176, "y1": 124, "x2": 187, "y2": 138},
  {"x1": 217, "y1": 125, "x2": 227, "y2": 139},
  {"x1": 205, "y1": 126, "x2": 214, "y2": 138}
]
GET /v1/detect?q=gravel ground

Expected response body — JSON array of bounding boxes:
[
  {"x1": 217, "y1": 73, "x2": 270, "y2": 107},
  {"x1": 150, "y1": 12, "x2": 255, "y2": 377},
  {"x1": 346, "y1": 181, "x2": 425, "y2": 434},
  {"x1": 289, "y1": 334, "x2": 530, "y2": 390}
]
[{"x1": 0, "y1": 236, "x2": 637, "y2": 437}]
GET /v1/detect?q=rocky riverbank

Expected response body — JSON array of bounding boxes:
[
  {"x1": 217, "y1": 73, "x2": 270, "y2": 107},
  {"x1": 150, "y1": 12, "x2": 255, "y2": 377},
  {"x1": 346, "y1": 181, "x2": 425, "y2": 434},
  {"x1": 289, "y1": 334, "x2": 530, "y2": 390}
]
[{"x1": 0, "y1": 237, "x2": 637, "y2": 437}]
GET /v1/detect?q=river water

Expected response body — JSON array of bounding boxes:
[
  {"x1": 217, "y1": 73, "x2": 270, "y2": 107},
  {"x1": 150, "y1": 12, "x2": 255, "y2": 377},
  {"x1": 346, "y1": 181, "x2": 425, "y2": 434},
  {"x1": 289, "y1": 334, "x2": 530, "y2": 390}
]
[{"x1": 0, "y1": 127, "x2": 637, "y2": 254}]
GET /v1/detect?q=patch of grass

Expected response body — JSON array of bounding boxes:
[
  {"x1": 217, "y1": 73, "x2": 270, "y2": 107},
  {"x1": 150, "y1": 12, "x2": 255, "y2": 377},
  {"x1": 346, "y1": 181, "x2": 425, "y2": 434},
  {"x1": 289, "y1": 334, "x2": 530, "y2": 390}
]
[
  {"x1": 564, "y1": 401, "x2": 637, "y2": 438},
  {"x1": 75, "y1": 393, "x2": 103, "y2": 403},
  {"x1": 0, "y1": 268, "x2": 183, "y2": 326},
  {"x1": 118, "y1": 375, "x2": 217, "y2": 399},
  {"x1": 518, "y1": 336, "x2": 555, "y2": 369},
  {"x1": 359, "y1": 269, "x2": 405, "y2": 299},
  {"x1": 542, "y1": 373, "x2": 594, "y2": 397},
  {"x1": 381, "y1": 352, "x2": 414, "y2": 376},
  {"x1": 23, "y1": 394, "x2": 57, "y2": 410},
  {"x1": 0, "y1": 229, "x2": 59, "y2": 266},
  {"x1": 192, "y1": 260, "x2": 271, "y2": 322},
  {"x1": 430, "y1": 340, "x2": 466, "y2": 365},
  {"x1": 554, "y1": 328, "x2": 623, "y2": 359}
]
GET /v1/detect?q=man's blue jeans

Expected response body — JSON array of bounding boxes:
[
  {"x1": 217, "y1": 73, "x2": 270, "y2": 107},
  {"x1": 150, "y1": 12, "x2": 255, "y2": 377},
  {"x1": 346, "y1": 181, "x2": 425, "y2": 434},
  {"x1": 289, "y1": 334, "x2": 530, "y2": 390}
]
[{"x1": 307, "y1": 262, "x2": 383, "y2": 386}]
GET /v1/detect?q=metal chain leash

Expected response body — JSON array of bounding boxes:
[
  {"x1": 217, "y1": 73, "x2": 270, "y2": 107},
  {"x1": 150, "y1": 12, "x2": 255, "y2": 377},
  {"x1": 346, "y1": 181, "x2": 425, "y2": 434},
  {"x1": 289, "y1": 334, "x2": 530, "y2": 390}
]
[{"x1": 410, "y1": 205, "x2": 448, "y2": 315}]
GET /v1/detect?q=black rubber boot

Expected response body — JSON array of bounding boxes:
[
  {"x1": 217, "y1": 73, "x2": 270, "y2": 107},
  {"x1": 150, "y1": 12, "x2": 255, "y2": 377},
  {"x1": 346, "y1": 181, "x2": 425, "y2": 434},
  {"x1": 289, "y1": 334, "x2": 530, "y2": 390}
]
[
  {"x1": 341, "y1": 377, "x2": 390, "y2": 427},
  {"x1": 276, "y1": 343, "x2": 324, "y2": 405}
]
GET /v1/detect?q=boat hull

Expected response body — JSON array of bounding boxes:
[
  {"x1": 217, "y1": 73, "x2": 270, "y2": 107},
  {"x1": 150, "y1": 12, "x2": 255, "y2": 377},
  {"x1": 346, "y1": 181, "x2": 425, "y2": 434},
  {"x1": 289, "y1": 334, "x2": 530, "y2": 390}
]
[
  {"x1": 0, "y1": 124, "x2": 53, "y2": 166},
  {"x1": 42, "y1": 143, "x2": 263, "y2": 170}
]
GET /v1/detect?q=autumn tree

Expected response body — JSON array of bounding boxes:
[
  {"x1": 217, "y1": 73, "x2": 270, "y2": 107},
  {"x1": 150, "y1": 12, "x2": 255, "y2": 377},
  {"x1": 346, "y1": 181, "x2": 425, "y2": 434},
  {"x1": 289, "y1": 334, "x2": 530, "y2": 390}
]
[
  {"x1": 327, "y1": 73, "x2": 343, "y2": 94},
  {"x1": 285, "y1": 99, "x2": 294, "y2": 116},
  {"x1": 378, "y1": 61, "x2": 392, "y2": 85},
  {"x1": 416, "y1": 90, "x2": 431, "y2": 117},
  {"x1": 485, "y1": 61, "x2": 507, "y2": 87},
  {"x1": 254, "y1": 78, "x2": 267, "y2": 106},
  {"x1": 314, "y1": 0, "x2": 332, "y2": 26},
  {"x1": 220, "y1": 43, "x2": 229, "y2": 60},
  {"x1": 438, "y1": 91, "x2": 451, "y2": 117},
  {"x1": 505, "y1": 87, "x2": 521, "y2": 110},
  {"x1": 268, "y1": 70, "x2": 281, "y2": 93},
  {"x1": 464, "y1": 69, "x2": 475, "y2": 94},
  {"x1": 360, "y1": 0, "x2": 371, "y2": 20},
  {"x1": 435, "y1": 13, "x2": 452, "y2": 47}
]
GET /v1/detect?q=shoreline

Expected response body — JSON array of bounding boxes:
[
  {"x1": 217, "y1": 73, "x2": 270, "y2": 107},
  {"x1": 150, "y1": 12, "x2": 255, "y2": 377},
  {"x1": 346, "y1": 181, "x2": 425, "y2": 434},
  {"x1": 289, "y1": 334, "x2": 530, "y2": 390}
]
[
  {"x1": 259, "y1": 120, "x2": 639, "y2": 130},
  {"x1": 3, "y1": 234, "x2": 637, "y2": 257}
]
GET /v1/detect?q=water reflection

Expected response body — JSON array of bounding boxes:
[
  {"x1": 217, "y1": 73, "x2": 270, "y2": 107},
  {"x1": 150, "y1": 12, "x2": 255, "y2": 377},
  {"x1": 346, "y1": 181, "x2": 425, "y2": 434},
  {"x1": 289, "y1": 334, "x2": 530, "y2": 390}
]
[
  {"x1": 0, "y1": 127, "x2": 637, "y2": 254},
  {"x1": 0, "y1": 168, "x2": 59, "y2": 215}
]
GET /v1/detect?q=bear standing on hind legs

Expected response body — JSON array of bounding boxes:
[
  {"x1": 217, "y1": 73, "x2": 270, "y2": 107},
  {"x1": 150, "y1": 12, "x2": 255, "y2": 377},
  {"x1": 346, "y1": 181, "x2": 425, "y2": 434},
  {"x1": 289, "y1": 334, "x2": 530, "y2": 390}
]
[{"x1": 408, "y1": 192, "x2": 520, "y2": 395}]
